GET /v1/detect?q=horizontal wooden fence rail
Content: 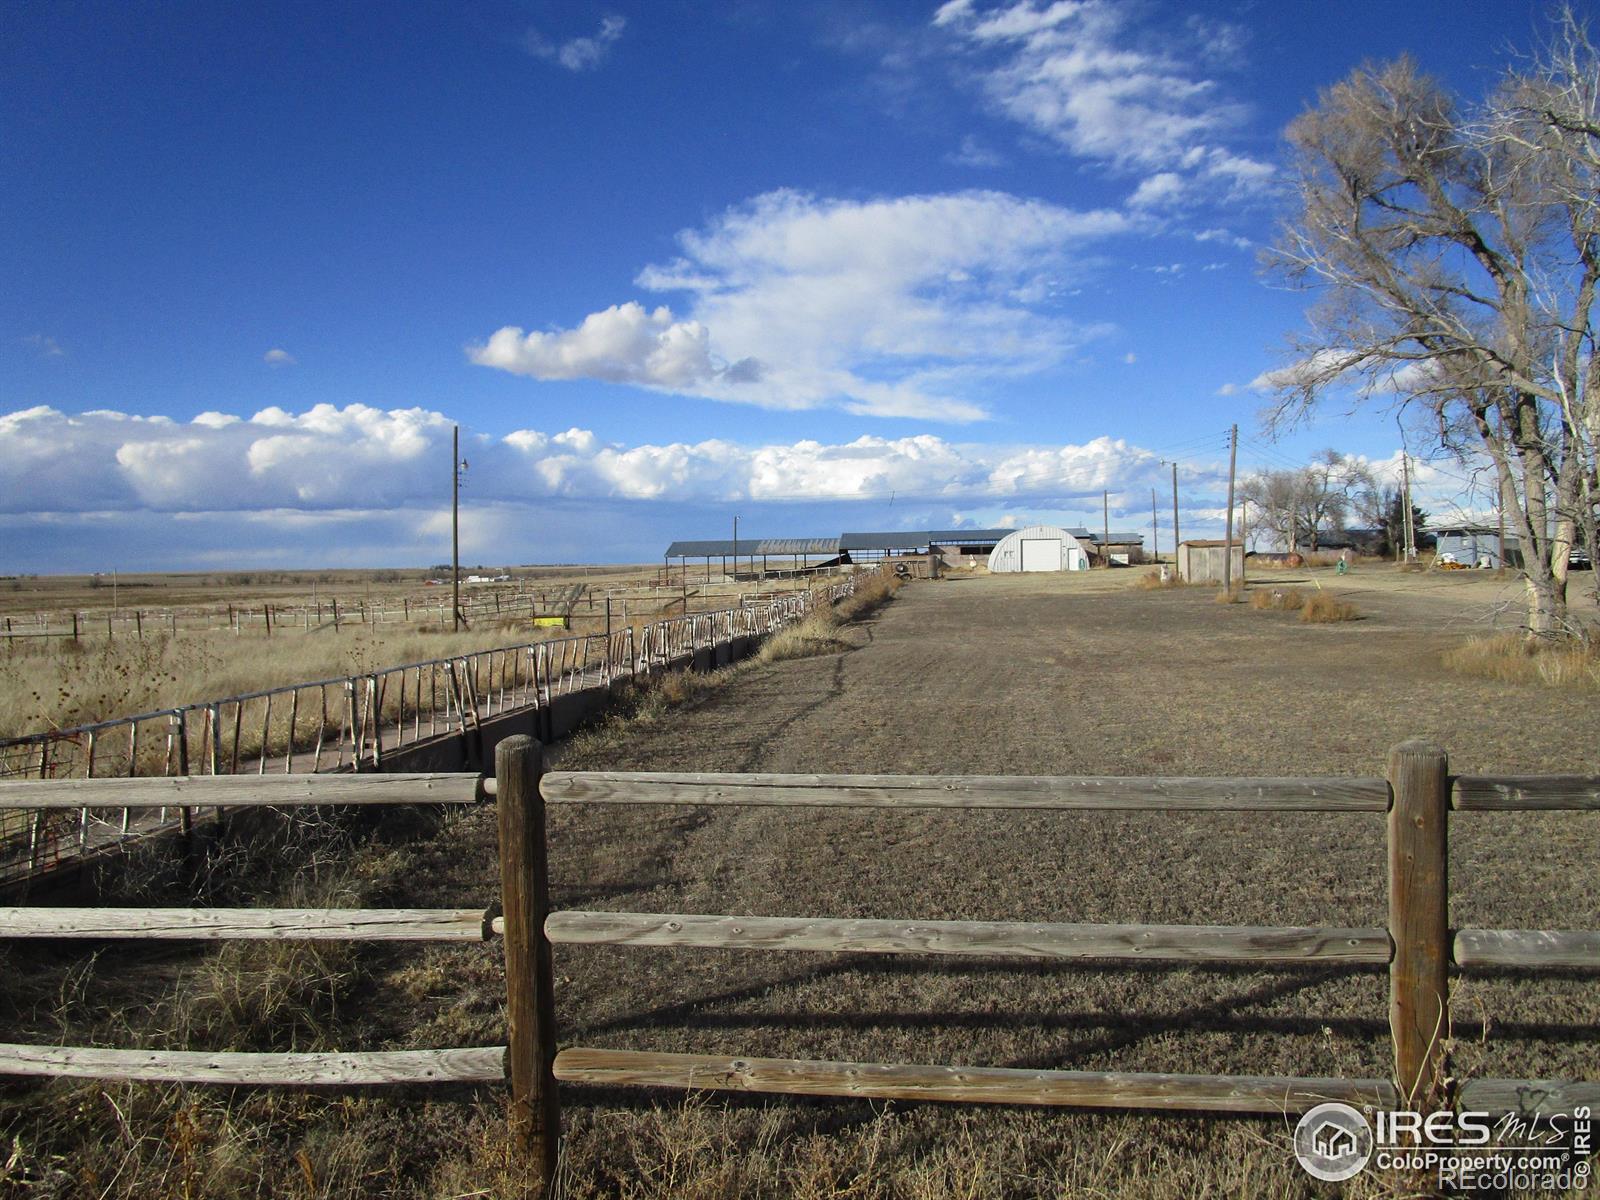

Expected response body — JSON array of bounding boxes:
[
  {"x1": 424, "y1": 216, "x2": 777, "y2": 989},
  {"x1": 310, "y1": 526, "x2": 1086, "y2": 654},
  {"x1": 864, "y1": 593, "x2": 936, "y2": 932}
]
[
  {"x1": 1458, "y1": 1079, "x2": 1600, "y2": 1115},
  {"x1": 540, "y1": 771, "x2": 1394, "y2": 811},
  {"x1": 0, "y1": 1045, "x2": 508, "y2": 1086},
  {"x1": 1452, "y1": 929, "x2": 1600, "y2": 969},
  {"x1": 1451, "y1": 775, "x2": 1600, "y2": 810},
  {"x1": 0, "y1": 772, "x2": 485, "y2": 809},
  {"x1": 2, "y1": 906, "x2": 497, "y2": 941},
  {"x1": 552, "y1": 1048, "x2": 1400, "y2": 1114},
  {"x1": 543, "y1": 911, "x2": 1395, "y2": 964}
]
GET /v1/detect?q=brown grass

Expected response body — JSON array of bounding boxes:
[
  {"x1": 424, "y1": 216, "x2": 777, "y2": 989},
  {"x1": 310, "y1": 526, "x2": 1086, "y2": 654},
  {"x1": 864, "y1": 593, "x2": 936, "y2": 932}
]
[
  {"x1": 1250, "y1": 587, "x2": 1307, "y2": 612},
  {"x1": 0, "y1": 626, "x2": 564, "y2": 742},
  {"x1": 1442, "y1": 632, "x2": 1600, "y2": 690},
  {"x1": 1134, "y1": 569, "x2": 1190, "y2": 589},
  {"x1": 1212, "y1": 586, "x2": 1244, "y2": 604},
  {"x1": 1298, "y1": 592, "x2": 1360, "y2": 623}
]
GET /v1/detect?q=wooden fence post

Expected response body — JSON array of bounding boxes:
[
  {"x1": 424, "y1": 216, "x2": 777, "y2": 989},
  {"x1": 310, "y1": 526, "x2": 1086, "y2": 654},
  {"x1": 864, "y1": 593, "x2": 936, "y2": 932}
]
[
  {"x1": 496, "y1": 735, "x2": 559, "y2": 1197},
  {"x1": 1386, "y1": 740, "x2": 1450, "y2": 1108}
]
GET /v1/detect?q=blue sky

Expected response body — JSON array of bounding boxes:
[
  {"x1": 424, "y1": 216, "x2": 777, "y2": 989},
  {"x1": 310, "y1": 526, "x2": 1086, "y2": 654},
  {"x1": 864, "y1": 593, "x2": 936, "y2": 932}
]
[{"x1": 1, "y1": 0, "x2": 1546, "y2": 571}]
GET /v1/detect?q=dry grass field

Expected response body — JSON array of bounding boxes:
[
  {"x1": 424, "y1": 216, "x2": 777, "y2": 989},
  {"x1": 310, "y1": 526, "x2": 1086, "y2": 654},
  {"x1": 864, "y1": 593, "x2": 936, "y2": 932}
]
[
  {"x1": 0, "y1": 625, "x2": 548, "y2": 743},
  {"x1": 1, "y1": 566, "x2": 1596, "y2": 1198},
  {"x1": 0, "y1": 565, "x2": 663, "y2": 621},
  {"x1": 0, "y1": 564, "x2": 804, "y2": 743}
]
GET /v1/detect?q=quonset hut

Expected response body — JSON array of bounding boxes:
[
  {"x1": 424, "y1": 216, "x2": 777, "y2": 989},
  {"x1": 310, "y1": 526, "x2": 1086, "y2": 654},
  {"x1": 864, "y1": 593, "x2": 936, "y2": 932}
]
[{"x1": 986, "y1": 525, "x2": 1090, "y2": 572}]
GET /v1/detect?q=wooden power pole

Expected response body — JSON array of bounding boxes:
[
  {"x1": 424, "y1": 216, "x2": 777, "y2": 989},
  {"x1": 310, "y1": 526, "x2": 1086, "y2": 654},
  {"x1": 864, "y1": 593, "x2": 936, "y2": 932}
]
[
  {"x1": 1102, "y1": 490, "x2": 1109, "y2": 568},
  {"x1": 452, "y1": 425, "x2": 462, "y2": 631},
  {"x1": 1401, "y1": 451, "x2": 1417, "y2": 562},
  {"x1": 1170, "y1": 461, "x2": 1180, "y2": 573},
  {"x1": 1151, "y1": 488, "x2": 1159, "y2": 562},
  {"x1": 1223, "y1": 424, "x2": 1238, "y2": 592}
]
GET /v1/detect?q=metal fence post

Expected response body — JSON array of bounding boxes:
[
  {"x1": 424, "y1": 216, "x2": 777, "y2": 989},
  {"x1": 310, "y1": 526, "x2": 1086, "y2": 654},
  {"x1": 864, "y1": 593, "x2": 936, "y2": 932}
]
[
  {"x1": 496, "y1": 735, "x2": 559, "y2": 1196},
  {"x1": 1386, "y1": 740, "x2": 1450, "y2": 1108}
]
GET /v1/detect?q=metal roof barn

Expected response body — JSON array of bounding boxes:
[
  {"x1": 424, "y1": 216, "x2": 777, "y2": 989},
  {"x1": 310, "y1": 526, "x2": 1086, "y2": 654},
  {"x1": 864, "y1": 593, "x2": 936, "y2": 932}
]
[
  {"x1": 664, "y1": 537, "x2": 840, "y2": 558},
  {"x1": 839, "y1": 529, "x2": 1013, "y2": 552}
]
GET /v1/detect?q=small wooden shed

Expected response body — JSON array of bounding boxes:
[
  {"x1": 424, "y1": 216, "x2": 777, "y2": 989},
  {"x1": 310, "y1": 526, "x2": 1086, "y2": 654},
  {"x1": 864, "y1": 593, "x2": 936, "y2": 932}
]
[{"x1": 1176, "y1": 540, "x2": 1245, "y2": 584}]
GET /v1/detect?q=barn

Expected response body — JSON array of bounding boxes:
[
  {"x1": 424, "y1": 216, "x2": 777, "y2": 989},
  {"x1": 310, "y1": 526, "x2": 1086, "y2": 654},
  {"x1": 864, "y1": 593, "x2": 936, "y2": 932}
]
[{"x1": 987, "y1": 525, "x2": 1090, "y2": 572}]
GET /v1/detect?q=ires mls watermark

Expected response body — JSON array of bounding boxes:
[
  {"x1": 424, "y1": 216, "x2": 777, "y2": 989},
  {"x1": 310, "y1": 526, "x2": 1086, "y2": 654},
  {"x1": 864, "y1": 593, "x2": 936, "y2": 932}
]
[{"x1": 1294, "y1": 1102, "x2": 1593, "y2": 1189}]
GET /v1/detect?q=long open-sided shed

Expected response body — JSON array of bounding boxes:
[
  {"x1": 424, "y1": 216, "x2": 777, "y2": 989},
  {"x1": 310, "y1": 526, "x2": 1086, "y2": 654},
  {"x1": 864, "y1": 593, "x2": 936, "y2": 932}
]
[
  {"x1": 840, "y1": 530, "x2": 1014, "y2": 563},
  {"x1": 663, "y1": 537, "x2": 842, "y2": 582}
]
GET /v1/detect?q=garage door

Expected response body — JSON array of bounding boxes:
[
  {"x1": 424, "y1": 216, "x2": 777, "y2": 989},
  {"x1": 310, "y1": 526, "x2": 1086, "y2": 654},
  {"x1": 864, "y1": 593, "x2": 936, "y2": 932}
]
[{"x1": 1020, "y1": 538, "x2": 1062, "y2": 572}]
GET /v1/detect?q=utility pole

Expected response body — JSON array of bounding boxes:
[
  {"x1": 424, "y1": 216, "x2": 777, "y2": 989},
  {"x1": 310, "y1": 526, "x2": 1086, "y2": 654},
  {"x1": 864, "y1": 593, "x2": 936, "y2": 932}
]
[
  {"x1": 1223, "y1": 424, "x2": 1238, "y2": 592},
  {"x1": 1151, "y1": 488, "x2": 1159, "y2": 563},
  {"x1": 452, "y1": 425, "x2": 464, "y2": 630},
  {"x1": 1169, "y1": 461, "x2": 1180, "y2": 575},
  {"x1": 1102, "y1": 490, "x2": 1109, "y2": 568},
  {"x1": 1401, "y1": 450, "x2": 1417, "y2": 562},
  {"x1": 1496, "y1": 478, "x2": 1509, "y2": 572},
  {"x1": 1240, "y1": 498, "x2": 1249, "y2": 584}
]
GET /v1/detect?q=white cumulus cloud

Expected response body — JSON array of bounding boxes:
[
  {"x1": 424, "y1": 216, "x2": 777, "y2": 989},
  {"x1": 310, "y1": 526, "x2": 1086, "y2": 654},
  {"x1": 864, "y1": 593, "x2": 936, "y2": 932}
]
[
  {"x1": 469, "y1": 302, "x2": 752, "y2": 390},
  {"x1": 1, "y1": 404, "x2": 1196, "y2": 516},
  {"x1": 263, "y1": 348, "x2": 296, "y2": 366},
  {"x1": 473, "y1": 189, "x2": 1130, "y2": 422}
]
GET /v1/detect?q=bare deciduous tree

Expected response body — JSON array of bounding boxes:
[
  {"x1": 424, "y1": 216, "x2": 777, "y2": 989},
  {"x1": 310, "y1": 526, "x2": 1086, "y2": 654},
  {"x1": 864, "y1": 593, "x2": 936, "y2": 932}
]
[
  {"x1": 1240, "y1": 451, "x2": 1373, "y2": 552},
  {"x1": 1263, "y1": 10, "x2": 1598, "y2": 635}
]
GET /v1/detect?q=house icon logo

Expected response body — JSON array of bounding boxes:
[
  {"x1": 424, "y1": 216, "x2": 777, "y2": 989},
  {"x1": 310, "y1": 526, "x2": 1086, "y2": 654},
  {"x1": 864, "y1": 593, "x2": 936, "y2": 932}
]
[{"x1": 1294, "y1": 1102, "x2": 1374, "y2": 1181}]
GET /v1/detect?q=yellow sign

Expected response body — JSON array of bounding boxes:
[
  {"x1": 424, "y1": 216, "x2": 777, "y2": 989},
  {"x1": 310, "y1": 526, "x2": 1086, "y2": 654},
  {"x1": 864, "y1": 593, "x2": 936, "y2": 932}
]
[{"x1": 533, "y1": 616, "x2": 568, "y2": 628}]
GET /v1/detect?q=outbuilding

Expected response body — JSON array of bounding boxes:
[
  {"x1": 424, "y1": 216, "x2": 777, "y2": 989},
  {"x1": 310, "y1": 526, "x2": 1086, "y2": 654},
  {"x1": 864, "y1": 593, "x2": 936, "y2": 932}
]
[
  {"x1": 1176, "y1": 539, "x2": 1245, "y2": 584},
  {"x1": 1434, "y1": 525, "x2": 1521, "y2": 569},
  {"x1": 986, "y1": 524, "x2": 1089, "y2": 572}
]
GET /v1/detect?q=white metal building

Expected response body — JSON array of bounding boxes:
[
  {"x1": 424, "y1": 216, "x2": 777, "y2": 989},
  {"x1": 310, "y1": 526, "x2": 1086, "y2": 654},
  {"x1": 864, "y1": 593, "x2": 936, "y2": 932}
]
[{"x1": 986, "y1": 525, "x2": 1089, "y2": 573}]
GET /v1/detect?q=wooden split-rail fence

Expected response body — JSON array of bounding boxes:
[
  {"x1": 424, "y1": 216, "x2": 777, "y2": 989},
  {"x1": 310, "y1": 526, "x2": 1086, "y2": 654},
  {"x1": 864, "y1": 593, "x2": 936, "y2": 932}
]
[{"x1": 2, "y1": 738, "x2": 1596, "y2": 1196}]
